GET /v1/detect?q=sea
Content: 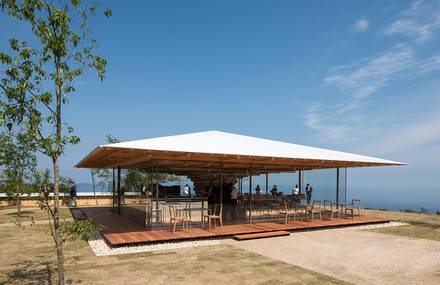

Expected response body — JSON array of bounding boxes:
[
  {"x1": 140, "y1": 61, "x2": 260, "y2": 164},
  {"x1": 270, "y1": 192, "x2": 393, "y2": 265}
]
[{"x1": 76, "y1": 182, "x2": 440, "y2": 214}]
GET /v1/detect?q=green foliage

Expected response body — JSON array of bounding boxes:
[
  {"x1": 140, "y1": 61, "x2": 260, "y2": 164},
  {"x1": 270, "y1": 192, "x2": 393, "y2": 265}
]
[
  {"x1": 364, "y1": 207, "x2": 389, "y2": 212},
  {"x1": 401, "y1": 208, "x2": 416, "y2": 213},
  {"x1": 61, "y1": 218, "x2": 102, "y2": 241},
  {"x1": 124, "y1": 169, "x2": 180, "y2": 192},
  {"x1": 0, "y1": 0, "x2": 111, "y2": 158},
  {"x1": 0, "y1": 130, "x2": 37, "y2": 199},
  {"x1": 419, "y1": 207, "x2": 429, "y2": 214},
  {"x1": 0, "y1": 2, "x2": 111, "y2": 282},
  {"x1": 89, "y1": 135, "x2": 181, "y2": 193},
  {"x1": 90, "y1": 134, "x2": 120, "y2": 192},
  {"x1": 436, "y1": 210, "x2": 440, "y2": 215}
]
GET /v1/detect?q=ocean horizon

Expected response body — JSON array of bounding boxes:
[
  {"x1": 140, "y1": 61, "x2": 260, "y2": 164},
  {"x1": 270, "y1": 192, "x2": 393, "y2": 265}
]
[{"x1": 75, "y1": 182, "x2": 439, "y2": 213}]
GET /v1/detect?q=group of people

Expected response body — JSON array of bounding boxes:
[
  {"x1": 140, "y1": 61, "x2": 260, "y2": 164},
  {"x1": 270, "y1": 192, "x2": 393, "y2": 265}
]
[
  {"x1": 254, "y1": 184, "x2": 281, "y2": 196},
  {"x1": 253, "y1": 183, "x2": 314, "y2": 204},
  {"x1": 292, "y1": 183, "x2": 313, "y2": 204},
  {"x1": 205, "y1": 182, "x2": 239, "y2": 205}
]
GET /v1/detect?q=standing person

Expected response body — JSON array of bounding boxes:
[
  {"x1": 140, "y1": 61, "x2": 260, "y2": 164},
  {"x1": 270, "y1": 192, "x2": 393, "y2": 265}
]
[
  {"x1": 184, "y1": 183, "x2": 191, "y2": 197},
  {"x1": 255, "y1": 185, "x2": 261, "y2": 195},
  {"x1": 230, "y1": 184, "x2": 238, "y2": 204},
  {"x1": 270, "y1": 185, "x2": 278, "y2": 196},
  {"x1": 68, "y1": 180, "x2": 77, "y2": 207},
  {"x1": 293, "y1": 184, "x2": 300, "y2": 195},
  {"x1": 230, "y1": 184, "x2": 239, "y2": 220},
  {"x1": 306, "y1": 183, "x2": 313, "y2": 204}
]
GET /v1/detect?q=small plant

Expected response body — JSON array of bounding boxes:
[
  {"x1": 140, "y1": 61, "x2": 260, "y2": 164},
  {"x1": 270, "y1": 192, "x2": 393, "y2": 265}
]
[
  {"x1": 419, "y1": 207, "x2": 429, "y2": 214},
  {"x1": 436, "y1": 210, "x2": 440, "y2": 215},
  {"x1": 401, "y1": 208, "x2": 415, "y2": 213},
  {"x1": 61, "y1": 218, "x2": 103, "y2": 241}
]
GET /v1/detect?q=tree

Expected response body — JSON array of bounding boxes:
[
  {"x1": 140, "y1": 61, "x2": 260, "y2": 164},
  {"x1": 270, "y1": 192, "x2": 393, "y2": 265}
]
[
  {"x1": 0, "y1": 1, "x2": 111, "y2": 284},
  {"x1": 90, "y1": 134, "x2": 119, "y2": 202},
  {"x1": 0, "y1": 130, "x2": 36, "y2": 221}
]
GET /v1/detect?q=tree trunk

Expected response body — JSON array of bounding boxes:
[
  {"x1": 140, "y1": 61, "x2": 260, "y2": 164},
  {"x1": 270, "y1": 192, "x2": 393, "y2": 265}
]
[
  {"x1": 54, "y1": 58, "x2": 65, "y2": 285},
  {"x1": 15, "y1": 183, "x2": 21, "y2": 220},
  {"x1": 53, "y1": 156, "x2": 64, "y2": 285}
]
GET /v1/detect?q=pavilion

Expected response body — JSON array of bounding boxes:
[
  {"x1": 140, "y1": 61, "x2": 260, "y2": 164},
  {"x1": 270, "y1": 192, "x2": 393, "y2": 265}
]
[{"x1": 75, "y1": 131, "x2": 405, "y2": 245}]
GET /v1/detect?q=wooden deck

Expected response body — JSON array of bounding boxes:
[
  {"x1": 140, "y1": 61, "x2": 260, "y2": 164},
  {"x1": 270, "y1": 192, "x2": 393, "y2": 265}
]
[
  {"x1": 233, "y1": 231, "x2": 290, "y2": 241},
  {"x1": 80, "y1": 207, "x2": 394, "y2": 246}
]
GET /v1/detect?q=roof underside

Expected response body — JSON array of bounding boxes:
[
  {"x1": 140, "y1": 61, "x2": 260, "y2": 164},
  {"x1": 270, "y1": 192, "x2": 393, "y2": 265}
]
[{"x1": 75, "y1": 131, "x2": 404, "y2": 180}]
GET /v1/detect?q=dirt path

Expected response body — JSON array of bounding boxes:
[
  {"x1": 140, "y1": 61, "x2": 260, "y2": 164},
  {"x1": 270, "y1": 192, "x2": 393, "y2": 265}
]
[
  {"x1": 0, "y1": 218, "x2": 73, "y2": 228},
  {"x1": 226, "y1": 228, "x2": 440, "y2": 285}
]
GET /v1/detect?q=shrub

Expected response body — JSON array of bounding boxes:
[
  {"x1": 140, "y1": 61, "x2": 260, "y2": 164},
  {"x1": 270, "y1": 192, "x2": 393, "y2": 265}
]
[
  {"x1": 61, "y1": 218, "x2": 102, "y2": 241},
  {"x1": 436, "y1": 210, "x2": 440, "y2": 215},
  {"x1": 401, "y1": 208, "x2": 415, "y2": 213},
  {"x1": 419, "y1": 207, "x2": 429, "y2": 214}
]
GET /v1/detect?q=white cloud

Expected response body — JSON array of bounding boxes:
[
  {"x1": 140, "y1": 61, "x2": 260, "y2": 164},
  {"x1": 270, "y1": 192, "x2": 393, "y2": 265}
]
[
  {"x1": 324, "y1": 43, "x2": 440, "y2": 110},
  {"x1": 367, "y1": 112, "x2": 440, "y2": 154},
  {"x1": 325, "y1": 44, "x2": 415, "y2": 102},
  {"x1": 303, "y1": 1, "x2": 440, "y2": 143},
  {"x1": 304, "y1": 104, "x2": 373, "y2": 141},
  {"x1": 305, "y1": 45, "x2": 440, "y2": 142},
  {"x1": 353, "y1": 18, "x2": 369, "y2": 32},
  {"x1": 384, "y1": 0, "x2": 440, "y2": 42}
]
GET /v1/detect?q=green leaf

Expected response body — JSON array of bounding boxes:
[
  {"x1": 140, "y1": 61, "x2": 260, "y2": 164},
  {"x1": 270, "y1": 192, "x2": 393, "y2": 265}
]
[{"x1": 104, "y1": 9, "x2": 112, "y2": 18}]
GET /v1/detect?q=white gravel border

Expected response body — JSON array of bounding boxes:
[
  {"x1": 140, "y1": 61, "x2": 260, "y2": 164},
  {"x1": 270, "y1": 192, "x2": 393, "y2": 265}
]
[
  {"x1": 88, "y1": 221, "x2": 408, "y2": 256},
  {"x1": 88, "y1": 237, "x2": 221, "y2": 256},
  {"x1": 352, "y1": 221, "x2": 409, "y2": 231}
]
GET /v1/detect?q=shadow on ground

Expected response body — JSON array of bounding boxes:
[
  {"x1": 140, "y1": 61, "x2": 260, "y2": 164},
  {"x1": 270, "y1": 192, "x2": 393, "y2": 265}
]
[{"x1": 1, "y1": 260, "x2": 82, "y2": 285}]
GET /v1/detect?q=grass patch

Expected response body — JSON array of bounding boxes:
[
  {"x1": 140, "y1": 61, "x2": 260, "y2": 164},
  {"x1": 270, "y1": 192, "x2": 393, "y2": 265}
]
[
  {"x1": 0, "y1": 221, "x2": 348, "y2": 284},
  {"x1": 0, "y1": 206, "x2": 72, "y2": 224},
  {"x1": 371, "y1": 221, "x2": 440, "y2": 241},
  {"x1": 363, "y1": 208, "x2": 440, "y2": 241}
]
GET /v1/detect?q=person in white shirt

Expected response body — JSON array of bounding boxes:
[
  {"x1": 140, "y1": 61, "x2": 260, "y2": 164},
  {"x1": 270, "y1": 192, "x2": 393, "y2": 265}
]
[
  {"x1": 230, "y1": 185, "x2": 238, "y2": 202},
  {"x1": 230, "y1": 184, "x2": 239, "y2": 220},
  {"x1": 184, "y1": 184, "x2": 191, "y2": 197},
  {"x1": 293, "y1": 184, "x2": 300, "y2": 195}
]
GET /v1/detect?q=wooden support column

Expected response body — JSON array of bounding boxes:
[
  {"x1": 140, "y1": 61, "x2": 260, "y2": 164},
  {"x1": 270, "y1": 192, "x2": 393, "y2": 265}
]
[
  {"x1": 249, "y1": 166, "x2": 252, "y2": 224},
  {"x1": 265, "y1": 173, "x2": 268, "y2": 195},
  {"x1": 117, "y1": 166, "x2": 121, "y2": 214},
  {"x1": 220, "y1": 164, "x2": 223, "y2": 206},
  {"x1": 344, "y1": 168, "x2": 347, "y2": 204},
  {"x1": 112, "y1": 168, "x2": 115, "y2": 210},
  {"x1": 155, "y1": 162, "x2": 159, "y2": 224},
  {"x1": 336, "y1": 168, "x2": 340, "y2": 209},
  {"x1": 298, "y1": 170, "x2": 302, "y2": 194}
]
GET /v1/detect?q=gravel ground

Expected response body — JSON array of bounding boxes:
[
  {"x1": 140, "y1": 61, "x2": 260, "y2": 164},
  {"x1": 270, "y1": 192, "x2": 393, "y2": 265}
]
[
  {"x1": 225, "y1": 222, "x2": 440, "y2": 285},
  {"x1": 89, "y1": 237, "x2": 221, "y2": 256}
]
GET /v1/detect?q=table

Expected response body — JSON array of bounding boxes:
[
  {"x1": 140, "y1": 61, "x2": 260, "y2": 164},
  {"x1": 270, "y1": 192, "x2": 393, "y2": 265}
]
[
  {"x1": 178, "y1": 207, "x2": 207, "y2": 223},
  {"x1": 334, "y1": 203, "x2": 350, "y2": 218}
]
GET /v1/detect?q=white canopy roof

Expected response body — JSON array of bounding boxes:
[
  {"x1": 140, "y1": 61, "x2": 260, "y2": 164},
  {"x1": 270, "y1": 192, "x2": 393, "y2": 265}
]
[
  {"x1": 105, "y1": 130, "x2": 402, "y2": 165},
  {"x1": 76, "y1": 131, "x2": 405, "y2": 173}
]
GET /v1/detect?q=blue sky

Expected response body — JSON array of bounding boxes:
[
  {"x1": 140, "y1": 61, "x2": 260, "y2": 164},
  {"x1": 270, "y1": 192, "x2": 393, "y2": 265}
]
[{"x1": 1, "y1": 0, "x2": 440, "y2": 209}]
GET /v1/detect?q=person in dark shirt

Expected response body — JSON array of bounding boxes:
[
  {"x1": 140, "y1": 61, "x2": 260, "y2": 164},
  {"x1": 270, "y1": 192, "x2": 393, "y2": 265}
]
[
  {"x1": 306, "y1": 183, "x2": 313, "y2": 204},
  {"x1": 270, "y1": 185, "x2": 278, "y2": 196},
  {"x1": 69, "y1": 180, "x2": 77, "y2": 207}
]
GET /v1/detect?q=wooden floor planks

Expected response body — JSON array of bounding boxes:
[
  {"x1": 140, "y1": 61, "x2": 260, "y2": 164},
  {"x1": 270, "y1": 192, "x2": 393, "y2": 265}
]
[
  {"x1": 80, "y1": 207, "x2": 394, "y2": 246},
  {"x1": 233, "y1": 231, "x2": 290, "y2": 241}
]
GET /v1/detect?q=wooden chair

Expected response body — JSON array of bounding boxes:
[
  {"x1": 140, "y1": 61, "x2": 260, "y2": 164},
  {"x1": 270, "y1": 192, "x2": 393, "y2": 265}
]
[
  {"x1": 306, "y1": 200, "x2": 322, "y2": 221},
  {"x1": 202, "y1": 204, "x2": 223, "y2": 229},
  {"x1": 183, "y1": 200, "x2": 192, "y2": 224},
  {"x1": 322, "y1": 200, "x2": 339, "y2": 220},
  {"x1": 169, "y1": 205, "x2": 189, "y2": 232},
  {"x1": 279, "y1": 200, "x2": 296, "y2": 224},
  {"x1": 345, "y1": 199, "x2": 361, "y2": 219}
]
